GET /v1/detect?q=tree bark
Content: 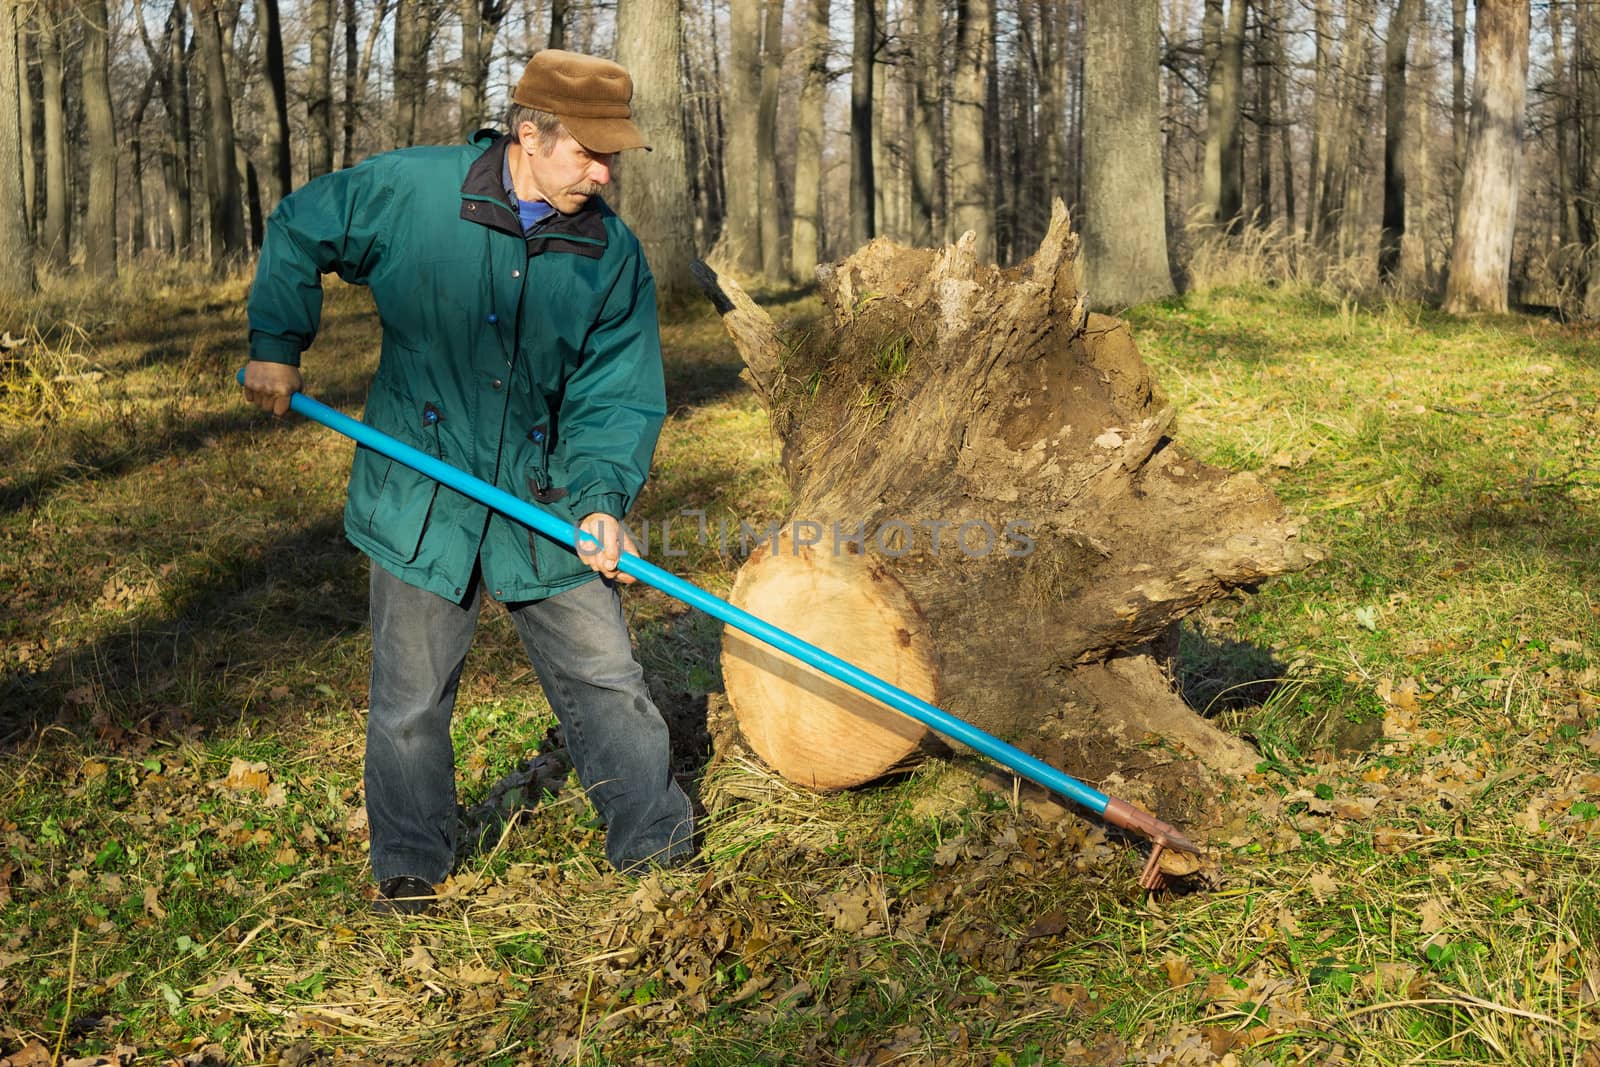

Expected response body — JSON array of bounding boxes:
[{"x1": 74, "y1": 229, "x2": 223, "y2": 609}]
[
  {"x1": 1199, "y1": 0, "x2": 1224, "y2": 226},
  {"x1": 459, "y1": 0, "x2": 506, "y2": 139},
  {"x1": 17, "y1": 16, "x2": 33, "y2": 232},
  {"x1": 393, "y1": 0, "x2": 426, "y2": 146},
  {"x1": 849, "y1": 0, "x2": 876, "y2": 251},
  {"x1": 722, "y1": 0, "x2": 762, "y2": 274},
  {"x1": 164, "y1": 0, "x2": 194, "y2": 251},
  {"x1": 1450, "y1": 0, "x2": 1466, "y2": 195},
  {"x1": 548, "y1": 0, "x2": 566, "y2": 48},
  {"x1": 1274, "y1": 0, "x2": 1293, "y2": 233},
  {"x1": 759, "y1": 0, "x2": 786, "y2": 277},
  {"x1": 909, "y1": 0, "x2": 939, "y2": 246},
  {"x1": 306, "y1": 0, "x2": 333, "y2": 178},
  {"x1": 1081, "y1": 0, "x2": 1173, "y2": 308},
  {"x1": 950, "y1": 0, "x2": 990, "y2": 260},
  {"x1": 792, "y1": 0, "x2": 829, "y2": 280},
  {"x1": 37, "y1": 3, "x2": 67, "y2": 265},
  {"x1": 1379, "y1": 0, "x2": 1418, "y2": 282},
  {"x1": 1305, "y1": 0, "x2": 1329, "y2": 238},
  {"x1": 613, "y1": 0, "x2": 697, "y2": 305},
  {"x1": 1574, "y1": 0, "x2": 1600, "y2": 316},
  {"x1": 254, "y1": 0, "x2": 292, "y2": 206},
  {"x1": 189, "y1": 0, "x2": 246, "y2": 269},
  {"x1": 1443, "y1": 0, "x2": 1529, "y2": 314},
  {"x1": 128, "y1": 69, "x2": 157, "y2": 254},
  {"x1": 340, "y1": 0, "x2": 356, "y2": 168},
  {"x1": 1216, "y1": 0, "x2": 1245, "y2": 228},
  {"x1": 0, "y1": 0, "x2": 35, "y2": 295},
  {"x1": 1254, "y1": 4, "x2": 1272, "y2": 227},
  {"x1": 79, "y1": 0, "x2": 115, "y2": 276},
  {"x1": 693, "y1": 209, "x2": 1315, "y2": 790}
]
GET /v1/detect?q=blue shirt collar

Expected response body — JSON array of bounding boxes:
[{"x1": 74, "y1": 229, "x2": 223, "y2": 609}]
[{"x1": 501, "y1": 147, "x2": 556, "y2": 233}]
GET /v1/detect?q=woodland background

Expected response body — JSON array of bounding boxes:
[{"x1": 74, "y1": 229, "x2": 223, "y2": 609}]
[{"x1": 0, "y1": 0, "x2": 1598, "y2": 317}]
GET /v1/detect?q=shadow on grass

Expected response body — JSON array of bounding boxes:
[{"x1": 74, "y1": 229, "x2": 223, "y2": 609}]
[{"x1": 0, "y1": 514, "x2": 368, "y2": 750}]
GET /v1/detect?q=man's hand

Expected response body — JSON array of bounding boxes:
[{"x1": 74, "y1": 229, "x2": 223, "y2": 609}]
[
  {"x1": 242, "y1": 360, "x2": 303, "y2": 417},
  {"x1": 576, "y1": 513, "x2": 639, "y2": 584}
]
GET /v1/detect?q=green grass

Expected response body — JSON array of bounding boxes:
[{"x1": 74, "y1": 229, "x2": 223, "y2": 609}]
[{"x1": 2, "y1": 266, "x2": 1599, "y2": 1065}]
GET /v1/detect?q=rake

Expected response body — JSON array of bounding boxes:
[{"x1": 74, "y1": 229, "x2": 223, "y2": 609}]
[{"x1": 241, "y1": 373, "x2": 1204, "y2": 889}]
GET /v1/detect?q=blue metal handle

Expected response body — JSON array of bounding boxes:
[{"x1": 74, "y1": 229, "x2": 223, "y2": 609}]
[{"x1": 240, "y1": 371, "x2": 1114, "y2": 816}]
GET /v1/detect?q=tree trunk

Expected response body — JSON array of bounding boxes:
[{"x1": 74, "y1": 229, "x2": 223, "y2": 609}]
[
  {"x1": 909, "y1": 0, "x2": 939, "y2": 246},
  {"x1": 1216, "y1": 0, "x2": 1245, "y2": 229},
  {"x1": 1443, "y1": 0, "x2": 1529, "y2": 314},
  {"x1": 849, "y1": 0, "x2": 875, "y2": 251},
  {"x1": 189, "y1": 0, "x2": 246, "y2": 269},
  {"x1": 0, "y1": 0, "x2": 34, "y2": 296},
  {"x1": 17, "y1": 16, "x2": 33, "y2": 233},
  {"x1": 1318, "y1": 0, "x2": 1374, "y2": 249},
  {"x1": 1081, "y1": 0, "x2": 1173, "y2": 308},
  {"x1": 37, "y1": 4, "x2": 67, "y2": 265},
  {"x1": 693, "y1": 208, "x2": 1315, "y2": 790},
  {"x1": 1450, "y1": 0, "x2": 1466, "y2": 196},
  {"x1": 548, "y1": 0, "x2": 566, "y2": 48},
  {"x1": 1200, "y1": 0, "x2": 1224, "y2": 226},
  {"x1": 1547, "y1": 0, "x2": 1575, "y2": 252},
  {"x1": 253, "y1": 0, "x2": 291, "y2": 207},
  {"x1": 79, "y1": 0, "x2": 115, "y2": 276},
  {"x1": 1305, "y1": 0, "x2": 1328, "y2": 238},
  {"x1": 1254, "y1": 5, "x2": 1272, "y2": 227},
  {"x1": 1037, "y1": 0, "x2": 1065, "y2": 216},
  {"x1": 614, "y1": 0, "x2": 697, "y2": 305},
  {"x1": 1274, "y1": 0, "x2": 1293, "y2": 233},
  {"x1": 128, "y1": 70, "x2": 157, "y2": 255},
  {"x1": 340, "y1": 0, "x2": 355, "y2": 168},
  {"x1": 393, "y1": 0, "x2": 425, "y2": 146},
  {"x1": 792, "y1": 0, "x2": 829, "y2": 280},
  {"x1": 722, "y1": 0, "x2": 762, "y2": 275},
  {"x1": 759, "y1": 0, "x2": 786, "y2": 277},
  {"x1": 165, "y1": 1, "x2": 194, "y2": 251},
  {"x1": 950, "y1": 0, "x2": 990, "y2": 260},
  {"x1": 1379, "y1": 0, "x2": 1418, "y2": 282},
  {"x1": 459, "y1": 0, "x2": 505, "y2": 139},
  {"x1": 306, "y1": 0, "x2": 332, "y2": 178},
  {"x1": 1573, "y1": 0, "x2": 1600, "y2": 316}
]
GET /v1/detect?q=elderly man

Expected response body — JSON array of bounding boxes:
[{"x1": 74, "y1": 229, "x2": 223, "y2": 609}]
[{"x1": 240, "y1": 50, "x2": 694, "y2": 914}]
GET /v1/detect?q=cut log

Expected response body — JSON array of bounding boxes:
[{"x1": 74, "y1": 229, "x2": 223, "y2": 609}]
[{"x1": 694, "y1": 202, "x2": 1320, "y2": 793}]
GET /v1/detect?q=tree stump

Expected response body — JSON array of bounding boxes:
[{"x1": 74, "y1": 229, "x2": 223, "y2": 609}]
[{"x1": 693, "y1": 203, "x2": 1319, "y2": 793}]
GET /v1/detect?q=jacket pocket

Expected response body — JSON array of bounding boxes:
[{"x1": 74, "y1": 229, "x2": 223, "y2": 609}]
[{"x1": 351, "y1": 396, "x2": 447, "y2": 565}]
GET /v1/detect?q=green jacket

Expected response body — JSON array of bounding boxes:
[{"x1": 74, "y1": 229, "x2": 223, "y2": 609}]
[{"x1": 247, "y1": 130, "x2": 665, "y2": 604}]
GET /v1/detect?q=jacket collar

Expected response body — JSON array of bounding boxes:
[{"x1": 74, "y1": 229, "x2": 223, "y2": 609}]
[{"x1": 459, "y1": 131, "x2": 610, "y2": 258}]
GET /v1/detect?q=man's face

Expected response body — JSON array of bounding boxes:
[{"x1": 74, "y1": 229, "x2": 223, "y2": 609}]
[{"x1": 519, "y1": 124, "x2": 615, "y2": 214}]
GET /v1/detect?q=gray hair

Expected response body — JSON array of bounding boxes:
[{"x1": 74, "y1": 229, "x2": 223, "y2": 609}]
[{"x1": 505, "y1": 105, "x2": 566, "y2": 153}]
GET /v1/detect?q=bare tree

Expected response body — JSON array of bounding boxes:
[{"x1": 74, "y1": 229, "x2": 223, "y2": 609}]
[
  {"x1": 1450, "y1": 0, "x2": 1466, "y2": 184},
  {"x1": 723, "y1": 0, "x2": 762, "y2": 274},
  {"x1": 189, "y1": 0, "x2": 247, "y2": 267},
  {"x1": 849, "y1": 0, "x2": 875, "y2": 249},
  {"x1": 460, "y1": 0, "x2": 508, "y2": 138},
  {"x1": 394, "y1": 0, "x2": 427, "y2": 146},
  {"x1": 1576, "y1": 0, "x2": 1600, "y2": 316},
  {"x1": 1379, "y1": 0, "x2": 1420, "y2": 282},
  {"x1": 791, "y1": 0, "x2": 829, "y2": 280},
  {"x1": 306, "y1": 0, "x2": 333, "y2": 177},
  {"x1": 758, "y1": 0, "x2": 786, "y2": 276},
  {"x1": 340, "y1": 0, "x2": 356, "y2": 167},
  {"x1": 79, "y1": 0, "x2": 115, "y2": 275},
  {"x1": 37, "y1": 1, "x2": 67, "y2": 264},
  {"x1": 256, "y1": 0, "x2": 292, "y2": 203},
  {"x1": 1443, "y1": 0, "x2": 1529, "y2": 313},
  {"x1": 949, "y1": 0, "x2": 990, "y2": 259},
  {"x1": 0, "y1": 0, "x2": 34, "y2": 295},
  {"x1": 17, "y1": 16, "x2": 33, "y2": 230},
  {"x1": 614, "y1": 0, "x2": 697, "y2": 304},
  {"x1": 1081, "y1": 0, "x2": 1173, "y2": 307},
  {"x1": 909, "y1": 0, "x2": 939, "y2": 245}
]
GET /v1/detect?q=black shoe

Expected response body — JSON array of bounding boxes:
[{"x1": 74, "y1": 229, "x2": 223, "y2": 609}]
[{"x1": 374, "y1": 875, "x2": 435, "y2": 916}]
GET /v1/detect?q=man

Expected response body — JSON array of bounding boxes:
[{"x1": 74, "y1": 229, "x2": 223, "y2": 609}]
[{"x1": 240, "y1": 50, "x2": 694, "y2": 914}]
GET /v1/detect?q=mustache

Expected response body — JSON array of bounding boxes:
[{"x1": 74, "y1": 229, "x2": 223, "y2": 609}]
[{"x1": 568, "y1": 181, "x2": 605, "y2": 198}]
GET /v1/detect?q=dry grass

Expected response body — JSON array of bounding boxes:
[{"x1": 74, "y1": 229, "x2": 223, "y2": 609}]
[{"x1": 1, "y1": 258, "x2": 1599, "y2": 1065}]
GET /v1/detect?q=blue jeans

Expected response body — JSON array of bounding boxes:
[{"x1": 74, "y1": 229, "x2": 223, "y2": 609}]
[{"x1": 364, "y1": 562, "x2": 694, "y2": 882}]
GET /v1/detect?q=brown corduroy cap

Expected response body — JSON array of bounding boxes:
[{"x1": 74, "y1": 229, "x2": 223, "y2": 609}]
[{"x1": 512, "y1": 49, "x2": 651, "y2": 154}]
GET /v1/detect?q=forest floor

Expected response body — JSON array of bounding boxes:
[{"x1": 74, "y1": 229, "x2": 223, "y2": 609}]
[{"x1": 0, "y1": 265, "x2": 1598, "y2": 1066}]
